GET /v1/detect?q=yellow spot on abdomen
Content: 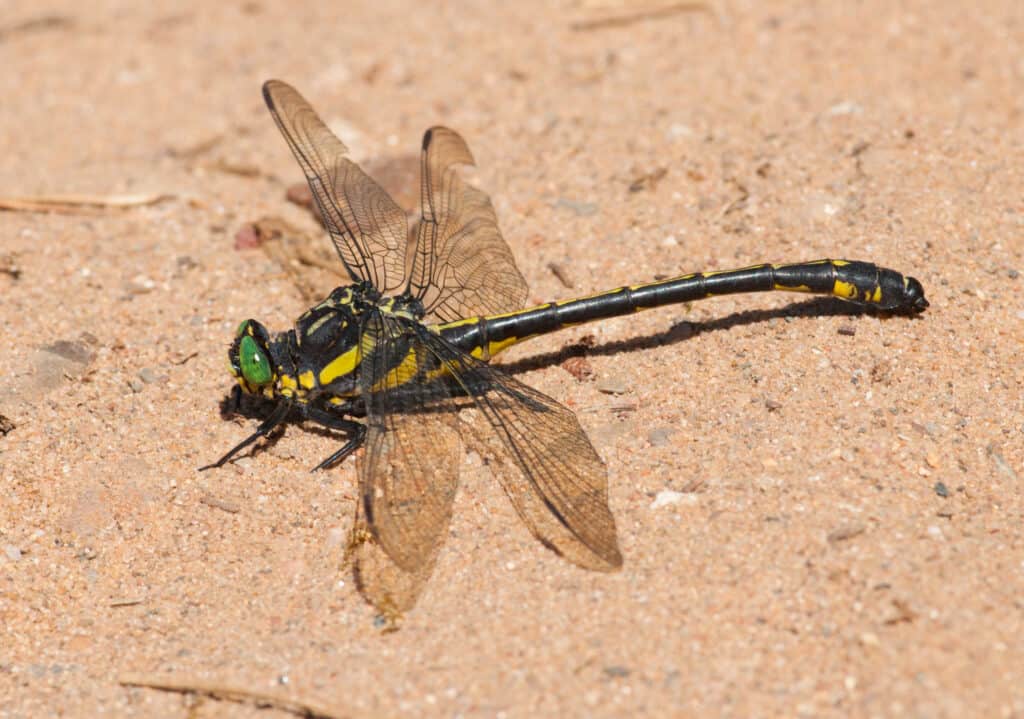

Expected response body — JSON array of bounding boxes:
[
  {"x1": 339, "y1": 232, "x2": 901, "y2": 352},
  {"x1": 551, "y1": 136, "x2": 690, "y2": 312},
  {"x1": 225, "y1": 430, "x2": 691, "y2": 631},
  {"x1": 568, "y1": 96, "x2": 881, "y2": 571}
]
[{"x1": 832, "y1": 279, "x2": 858, "y2": 300}]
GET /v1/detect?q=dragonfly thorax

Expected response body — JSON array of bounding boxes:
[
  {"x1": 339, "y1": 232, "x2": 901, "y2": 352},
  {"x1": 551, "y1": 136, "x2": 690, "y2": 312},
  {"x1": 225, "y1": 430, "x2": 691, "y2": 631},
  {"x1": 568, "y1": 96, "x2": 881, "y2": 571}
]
[{"x1": 227, "y1": 282, "x2": 428, "y2": 403}]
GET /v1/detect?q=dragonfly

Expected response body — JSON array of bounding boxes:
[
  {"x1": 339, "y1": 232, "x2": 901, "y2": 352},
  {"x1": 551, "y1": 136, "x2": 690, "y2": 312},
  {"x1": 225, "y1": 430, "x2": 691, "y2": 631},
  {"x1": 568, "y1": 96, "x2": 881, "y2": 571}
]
[{"x1": 205, "y1": 80, "x2": 928, "y2": 610}]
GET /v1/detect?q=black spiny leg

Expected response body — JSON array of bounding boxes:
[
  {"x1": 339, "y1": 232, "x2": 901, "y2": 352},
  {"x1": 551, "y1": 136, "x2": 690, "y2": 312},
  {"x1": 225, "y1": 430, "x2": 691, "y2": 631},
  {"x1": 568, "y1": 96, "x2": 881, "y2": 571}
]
[
  {"x1": 305, "y1": 405, "x2": 367, "y2": 472},
  {"x1": 199, "y1": 400, "x2": 293, "y2": 470}
]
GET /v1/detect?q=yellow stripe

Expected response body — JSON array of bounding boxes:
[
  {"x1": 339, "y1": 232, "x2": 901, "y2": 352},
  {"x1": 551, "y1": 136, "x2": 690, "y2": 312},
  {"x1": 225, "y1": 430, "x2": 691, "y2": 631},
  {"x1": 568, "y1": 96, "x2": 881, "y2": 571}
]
[
  {"x1": 629, "y1": 272, "x2": 699, "y2": 292},
  {"x1": 319, "y1": 345, "x2": 361, "y2": 385},
  {"x1": 370, "y1": 348, "x2": 425, "y2": 392},
  {"x1": 555, "y1": 289, "x2": 623, "y2": 306},
  {"x1": 304, "y1": 313, "x2": 335, "y2": 338},
  {"x1": 701, "y1": 264, "x2": 761, "y2": 277},
  {"x1": 772, "y1": 259, "x2": 837, "y2": 269},
  {"x1": 436, "y1": 316, "x2": 481, "y2": 330},
  {"x1": 470, "y1": 335, "x2": 524, "y2": 360}
]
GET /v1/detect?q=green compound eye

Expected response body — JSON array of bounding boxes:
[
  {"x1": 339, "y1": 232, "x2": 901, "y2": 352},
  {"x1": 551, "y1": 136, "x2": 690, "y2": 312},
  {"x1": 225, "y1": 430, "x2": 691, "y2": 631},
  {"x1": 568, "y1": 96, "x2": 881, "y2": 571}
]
[
  {"x1": 236, "y1": 320, "x2": 249, "y2": 337},
  {"x1": 239, "y1": 334, "x2": 273, "y2": 386}
]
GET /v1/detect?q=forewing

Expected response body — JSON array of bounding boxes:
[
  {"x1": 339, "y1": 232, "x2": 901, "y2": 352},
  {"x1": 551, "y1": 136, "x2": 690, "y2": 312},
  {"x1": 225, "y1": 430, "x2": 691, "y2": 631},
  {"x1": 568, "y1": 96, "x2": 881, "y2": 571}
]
[
  {"x1": 418, "y1": 330, "x2": 623, "y2": 571},
  {"x1": 356, "y1": 311, "x2": 462, "y2": 573},
  {"x1": 407, "y1": 126, "x2": 529, "y2": 321},
  {"x1": 263, "y1": 80, "x2": 408, "y2": 292}
]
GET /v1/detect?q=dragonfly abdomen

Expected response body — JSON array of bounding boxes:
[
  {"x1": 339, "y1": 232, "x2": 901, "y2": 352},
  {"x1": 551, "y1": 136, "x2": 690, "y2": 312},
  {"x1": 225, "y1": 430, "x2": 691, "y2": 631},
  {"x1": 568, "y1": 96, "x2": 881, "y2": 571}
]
[{"x1": 436, "y1": 259, "x2": 926, "y2": 360}]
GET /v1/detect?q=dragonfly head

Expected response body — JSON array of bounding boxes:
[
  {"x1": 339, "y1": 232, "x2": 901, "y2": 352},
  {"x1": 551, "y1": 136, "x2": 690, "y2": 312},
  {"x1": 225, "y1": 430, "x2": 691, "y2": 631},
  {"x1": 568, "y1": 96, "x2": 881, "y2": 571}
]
[{"x1": 229, "y1": 319, "x2": 278, "y2": 396}]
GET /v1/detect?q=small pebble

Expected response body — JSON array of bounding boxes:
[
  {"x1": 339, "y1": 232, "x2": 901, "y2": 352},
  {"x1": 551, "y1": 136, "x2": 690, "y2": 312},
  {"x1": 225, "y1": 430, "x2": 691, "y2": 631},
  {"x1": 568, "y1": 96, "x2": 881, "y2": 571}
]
[
  {"x1": 827, "y1": 524, "x2": 866, "y2": 543},
  {"x1": 234, "y1": 222, "x2": 263, "y2": 250},
  {"x1": 603, "y1": 665, "x2": 631, "y2": 679},
  {"x1": 859, "y1": 632, "x2": 880, "y2": 647},
  {"x1": 826, "y1": 100, "x2": 863, "y2": 116},
  {"x1": 199, "y1": 494, "x2": 241, "y2": 514},
  {"x1": 804, "y1": 191, "x2": 844, "y2": 223},
  {"x1": 324, "y1": 527, "x2": 346, "y2": 549},
  {"x1": 126, "y1": 274, "x2": 156, "y2": 295},
  {"x1": 562, "y1": 356, "x2": 594, "y2": 382},
  {"x1": 138, "y1": 367, "x2": 167, "y2": 384},
  {"x1": 42, "y1": 340, "x2": 95, "y2": 365},
  {"x1": 128, "y1": 378, "x2": 145, "y2": 393},
  {"x1": 628, "y1": 167, "x2": 667, "y2": 193},
  {"x1": 4, "y1": 544, "x2": 22, "y2": 561},
  {"x1": 547, "y1": 262, "x2": 575, "y2": 289},
  {"x1": 553, "y1": 198, "x2": 598, "y2": 216},
  {"x1": 285, "y1": 182, "x2": 314, "y2": 208},
  {"x1": 837, "y1": 325, "x2": 857, "y2": 336},
  {"x1": 647, "y1": 427, "x2": 675, "y2": 447},
  {"x1": 651, "y1": 490, "x2": 696, "y2": 509},
  {"x1": 597, "y1": 377, "x2": 628, "y2": 395},
  {"x1": 933, "y1": 481, "x2": 949, "y2": 498}
]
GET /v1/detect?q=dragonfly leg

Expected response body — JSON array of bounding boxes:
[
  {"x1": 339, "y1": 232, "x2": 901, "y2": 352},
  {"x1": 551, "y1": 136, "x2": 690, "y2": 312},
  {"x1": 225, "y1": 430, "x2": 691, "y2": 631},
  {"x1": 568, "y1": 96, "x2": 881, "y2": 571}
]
[
  {"x1": 199, "y1": 400, "x2": 292, "y2": 470},
  {"x1": 305, "y1": 406, "x2": 367, "y2": 472}
]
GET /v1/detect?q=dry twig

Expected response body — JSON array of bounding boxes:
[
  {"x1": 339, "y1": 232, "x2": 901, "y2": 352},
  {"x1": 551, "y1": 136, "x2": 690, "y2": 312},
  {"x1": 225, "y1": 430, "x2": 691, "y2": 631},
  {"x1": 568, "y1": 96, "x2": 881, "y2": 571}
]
[
  {"x1": 119, "y1": 674, "x2": 345, "y2": 719},
  {"x1": 0, "y1": 193, "x2": 174, "y2": 213},
  {"x1": 572, "y1": 1, "x2": 711, "y2": 31}
]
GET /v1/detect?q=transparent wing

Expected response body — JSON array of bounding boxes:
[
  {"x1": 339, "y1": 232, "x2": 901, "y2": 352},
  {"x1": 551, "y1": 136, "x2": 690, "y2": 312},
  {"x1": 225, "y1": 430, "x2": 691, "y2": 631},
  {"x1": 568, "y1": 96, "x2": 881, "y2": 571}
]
[
  {"x1": 356, "y1": 311, "x2": 621, "y2": 578},
  {"x1": 263, "y1": 80, "x2": 408, "y2": 292},
  {"x1": 450, "y1": 362, "x2": 623, "y2": 572},
  {"x1": 350, "y1": 498, "x2": 452, "y2": 618},
  {"x1": 356, "y1": 311, "x2": 463, "y2": 573},
  {"x1": 406, "y1": 126, "x2": 529, "y2": 321},
  {"x1": 350, "y1": 409, "x2": 460, "y2": 616}
]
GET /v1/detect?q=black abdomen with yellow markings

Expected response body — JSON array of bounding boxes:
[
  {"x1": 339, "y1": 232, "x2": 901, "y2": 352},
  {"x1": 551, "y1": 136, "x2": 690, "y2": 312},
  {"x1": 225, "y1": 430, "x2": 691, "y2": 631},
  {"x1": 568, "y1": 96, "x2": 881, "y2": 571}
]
[{"x1": 438, "y1": 259, "x2": 927, "y2": 360}]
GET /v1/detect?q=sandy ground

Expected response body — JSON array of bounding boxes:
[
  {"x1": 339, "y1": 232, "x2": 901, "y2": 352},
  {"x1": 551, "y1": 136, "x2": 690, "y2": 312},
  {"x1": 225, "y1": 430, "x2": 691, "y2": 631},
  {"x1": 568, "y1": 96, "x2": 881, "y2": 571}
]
[{"x1": 1, "y1": 1, "x2": 1022, "y2": 716}]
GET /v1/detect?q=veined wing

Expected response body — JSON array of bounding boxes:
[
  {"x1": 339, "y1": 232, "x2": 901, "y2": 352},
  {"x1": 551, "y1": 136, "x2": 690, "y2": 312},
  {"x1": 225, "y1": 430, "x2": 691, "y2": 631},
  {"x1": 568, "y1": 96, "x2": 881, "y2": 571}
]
[
  {"x1": 349, "y1": 493, "x2": 455, "y2": 618},
  {"x1": 419, "y1": 326, "x2": 622, "y2": 571},
  {"x1": 356, "y1": 311, "x2": 463, "y2": 574},
  {"x1": 350, "y1": 393, "x2": 461, "y2": 616},
  {"x1": 263, "y1": 80, "x2": 408, "y2": 292},
  {"x1": 406, "y1": 127, "x2": 529, "y2": 322}
]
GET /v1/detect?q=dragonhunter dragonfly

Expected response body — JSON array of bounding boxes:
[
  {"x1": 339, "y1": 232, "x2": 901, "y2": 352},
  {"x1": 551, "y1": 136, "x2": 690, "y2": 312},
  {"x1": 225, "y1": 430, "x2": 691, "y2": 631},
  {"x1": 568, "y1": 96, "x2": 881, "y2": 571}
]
[{"x1": 207, "y1": 80, "x2": 927, "y2": 579}]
